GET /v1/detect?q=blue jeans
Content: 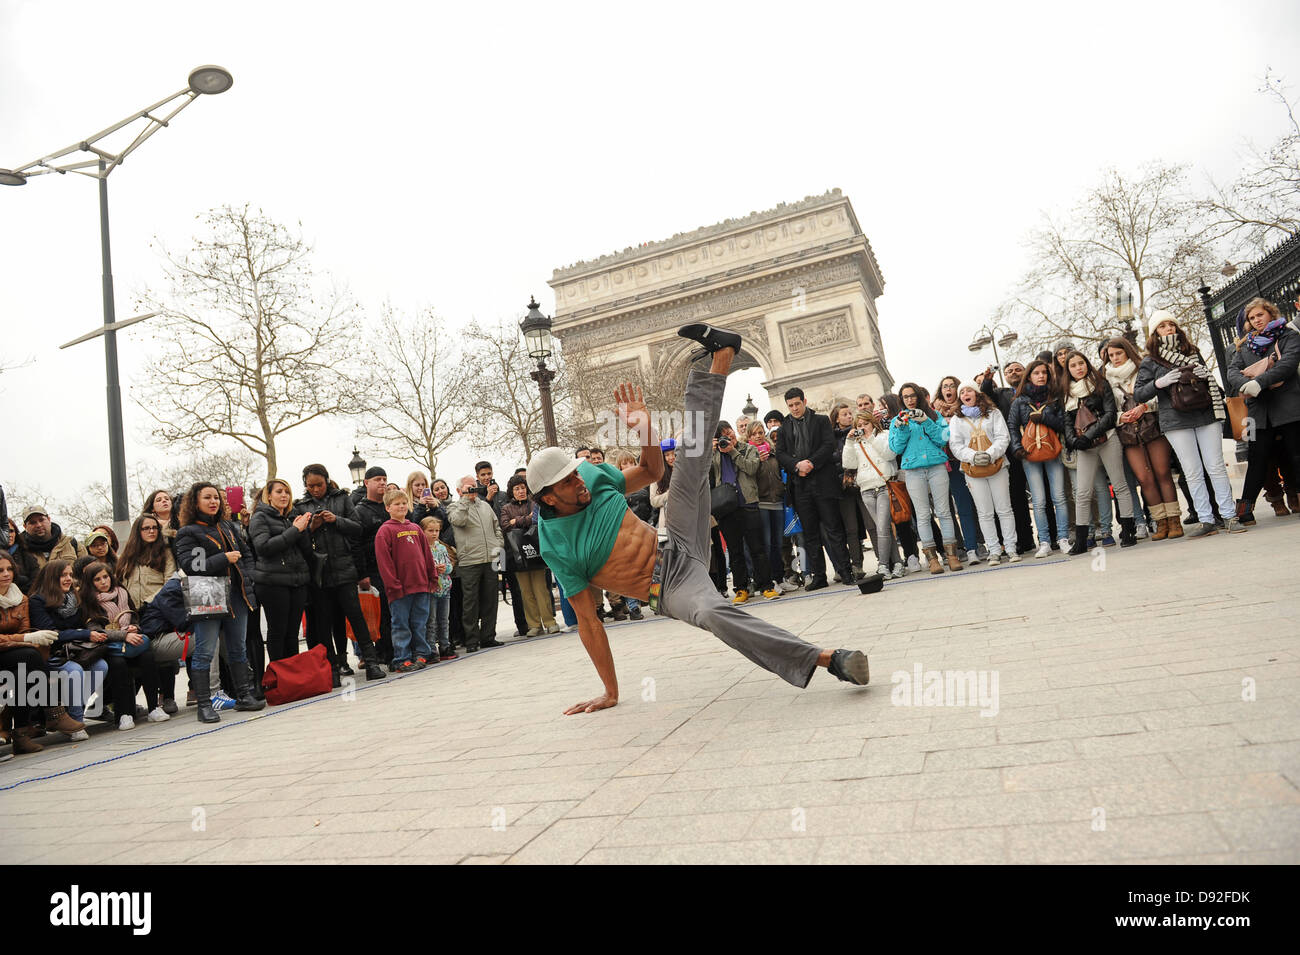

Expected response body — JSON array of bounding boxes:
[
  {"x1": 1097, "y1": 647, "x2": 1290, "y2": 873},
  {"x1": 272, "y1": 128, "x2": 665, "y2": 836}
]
[
  {"x1": 192, "y1": 599, "x2": 249, "y2": 672},
  {"x1": 557, "y1": 583, "x2": 577, "y2": 627},
  {"x1": 902, "y1": 464, "x2": 954, "y2": 547},
  {"x1": 1023, "y1": 457, "x2": 1069, "y2": 543},
  {"x1": 57, "y1": 658, "x2": 107, "y2": 721},
  {"x1": 946, "y1": 466, "x2": 979, "y2": 550},
  {"x1": 427, "y1": 594, "x2": 451, "y2": 652},
  {"x1": 390, "y1": 592, "x2": 432, "y2": 664}
]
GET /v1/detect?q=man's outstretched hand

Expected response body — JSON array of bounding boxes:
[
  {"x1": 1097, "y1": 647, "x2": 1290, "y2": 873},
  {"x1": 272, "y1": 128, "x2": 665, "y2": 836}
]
[
  {"x1": 614, "y1": 383, "x2": 652, "y2": 447},
  {"x1": 564, "y1": 692, "x2": 618, "y2": 716}
]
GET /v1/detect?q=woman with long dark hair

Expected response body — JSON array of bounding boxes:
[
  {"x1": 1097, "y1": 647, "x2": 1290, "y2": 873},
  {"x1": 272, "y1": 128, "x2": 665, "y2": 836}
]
[
  {"x1": 175, "y1": 482, "x2": 264, "y2": 722},
  {"x1": 79, "y1": 560, "x2": 166, "y2": 724},
  {"x1": 1104, "y1": 336, "x2": 1182, "y2": 539},
  {"x1": 28, "y1": 560, "x2": 116, "y2": 729},
  {"x1": 296, "y1": 465, "x2": 386, "y2": 682},
  {"x1": 1226, "y1": 296, "x2": 1300, "y2": 523},
  {"x1": 116, "y1": 514, "x2": 181, "y2": 712},
  {"x1": 889, "y1": 382, "x2": 961, "y2": 573},
  {"x1": 1135, "y1": 316, "x2": 1247, "y2": 537},
  {"x1": 1008, "y1": 359, "x2": 1071, "y2": 558},
  {"x1": 1062, "y1": 350, "x2": 1137, "y2": 552},
  {"x1": 143, "y1": 489, "x2": 179, "y2": 540}
]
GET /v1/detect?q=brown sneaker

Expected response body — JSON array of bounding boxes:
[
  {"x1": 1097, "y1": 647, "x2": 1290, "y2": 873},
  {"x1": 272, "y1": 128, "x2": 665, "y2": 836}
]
[{"x1": 47, "y1": 706, "x2": 85, "y2": 735}]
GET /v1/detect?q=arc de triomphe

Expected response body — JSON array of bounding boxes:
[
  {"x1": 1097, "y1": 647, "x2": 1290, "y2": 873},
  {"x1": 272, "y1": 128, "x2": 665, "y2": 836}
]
[{"x1": 548, "y1": 188, "x2": 891, "y2": 425}]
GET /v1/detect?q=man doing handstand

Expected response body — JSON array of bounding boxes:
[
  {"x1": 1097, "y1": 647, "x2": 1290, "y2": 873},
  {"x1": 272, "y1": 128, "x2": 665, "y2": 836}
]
[{"x1": 529, "y1": 323, "x2": 870, "y2": 715}]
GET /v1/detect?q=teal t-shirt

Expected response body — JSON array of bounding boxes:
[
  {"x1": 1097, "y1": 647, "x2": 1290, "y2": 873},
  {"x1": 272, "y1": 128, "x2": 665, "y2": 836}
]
[{"x1": 537, "y1": 460, "x2": 627, "y2": 597}]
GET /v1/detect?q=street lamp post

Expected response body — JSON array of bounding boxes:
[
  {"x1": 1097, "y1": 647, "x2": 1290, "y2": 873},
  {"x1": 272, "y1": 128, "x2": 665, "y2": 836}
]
[
  {"x1": 1114, "y1": 280, "x2": 1139, "y2": 346},
  {"x1": 520, "y1": 296, "x2": 558, "y2": 448},
  {"x1": 967, "y1": 322, "x2": 1020, "y2": 386},
  {"x1": 348, "y1": 449, "x2": 367, "y2": 488},
  {"x1": 1, "y1": 65, "x2": 234, "y2": 522}
]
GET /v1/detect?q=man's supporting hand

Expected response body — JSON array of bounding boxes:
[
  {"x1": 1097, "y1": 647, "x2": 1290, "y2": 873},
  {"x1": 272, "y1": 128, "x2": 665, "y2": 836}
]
[{"x1": 565, "y1": 586, "x2": 619, "y2": 716}]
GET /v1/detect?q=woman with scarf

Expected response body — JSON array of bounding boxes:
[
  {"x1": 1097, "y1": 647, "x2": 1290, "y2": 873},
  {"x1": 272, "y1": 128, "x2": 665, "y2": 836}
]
[
  {"x1": 79, "y1": 560, "x2": 167, "y2": 725},
  {"x1": 1062, "y1": 351, "x2": 1138, "y2": 552},
  {"x1": 1226, "y1": 297, "x2": 1300, "y2": 522},
  {"x1": 841, "y1": 410, "x2": 904, "y2": 578},
  {"x1": 1104, "y1": 337, "x2": 1182, "y2": 540},
  {"x1": 1008, "y1": 359, "x2": 1071, "y2": 558},
  {"x1": 28, "y1": 560, "x2": 119, "y2": 731},
  {"x1": 933, "y1": 376, "x2": 983, "y2": 562},
  {"x1": 948, "y1": 382, "x2": 1020, "y2": 564},
  {"x1": 1135, "y1": 317, "x2": 1248, "y2": 537},
  {"x1": 889, "y1": 382, "x2": 961, "y2": 574},
  {"x1": 116, "y1": 514, "x2": 182, "y2": 712},
  {"x1": 175, "y1": 482, "x2": 264, "y2": 722}
]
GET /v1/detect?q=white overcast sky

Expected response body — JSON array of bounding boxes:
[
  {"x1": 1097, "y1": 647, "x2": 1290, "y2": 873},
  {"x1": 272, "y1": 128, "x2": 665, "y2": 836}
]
[{"x1": 2, "y1": 0, "x2": 1298, "y2": 511}]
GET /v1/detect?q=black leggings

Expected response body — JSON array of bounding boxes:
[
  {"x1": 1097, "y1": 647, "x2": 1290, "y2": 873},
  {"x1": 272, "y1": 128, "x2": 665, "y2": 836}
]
[
  {"x1": 306, "y1": 583, "x2": 379, "y2": 667},
  {"x1": 0, "y1": 645, "x2": 44, "y2": 726},
  {"x1": 109, "y1": 650, "x2": 159, "y2": 715},
  {"x1": 261, "y1": 583, "x2": 308, "y2": 661},
  {"x1": 1242, "y1": 422, "x2": 1300, "y2": 512}
]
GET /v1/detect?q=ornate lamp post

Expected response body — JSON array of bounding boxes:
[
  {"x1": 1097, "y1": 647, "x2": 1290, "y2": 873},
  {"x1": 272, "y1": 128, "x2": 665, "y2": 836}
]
[
  {"x1": 742, "y1": 394, "x2": 759, "y2": 419},
  {"x1": 348, "y1": 448, "x2": 367, "y2": 488},
  {"x1": 967, "y1": 322, "x2": 1020, "y2": 386},
  {"x1": 1, "y1": 65, "x2": 234, "y2": 522},
  {"x1": 1114, "y1": 280, "x2": 1140, "y2": 345},
  {"x1": 520, "y1": 296, "x2": 558, "y2": 447}
]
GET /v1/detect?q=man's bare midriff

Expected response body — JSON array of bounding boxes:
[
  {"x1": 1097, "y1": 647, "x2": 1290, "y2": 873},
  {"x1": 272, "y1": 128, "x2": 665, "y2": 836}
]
[{"x1": 589, "y1": 510, "x2": 657, "y2": 602}]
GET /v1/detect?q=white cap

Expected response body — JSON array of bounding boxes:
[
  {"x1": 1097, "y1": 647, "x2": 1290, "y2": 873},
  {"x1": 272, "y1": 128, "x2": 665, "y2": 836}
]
[{"x1": 526, "y1": 447, "x2": 582, "y2": 496}]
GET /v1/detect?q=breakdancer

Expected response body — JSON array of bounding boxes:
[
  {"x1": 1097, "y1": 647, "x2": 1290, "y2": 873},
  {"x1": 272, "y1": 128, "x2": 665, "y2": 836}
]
[{"x1": 529, "y1": 323, "x2": 870, "y2": 715}]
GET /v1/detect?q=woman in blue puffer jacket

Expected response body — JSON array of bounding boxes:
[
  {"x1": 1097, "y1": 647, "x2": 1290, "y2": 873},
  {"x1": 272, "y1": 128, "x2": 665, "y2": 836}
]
[{"x1": 888, "y1": 383, "x2": 961, "y2": 574}]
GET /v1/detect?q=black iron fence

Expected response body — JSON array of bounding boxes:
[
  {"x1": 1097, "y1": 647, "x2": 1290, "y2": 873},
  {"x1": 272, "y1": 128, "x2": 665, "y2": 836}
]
[{"x1": 1199, "y1": 229, "x2": 1300, "y2": 390}]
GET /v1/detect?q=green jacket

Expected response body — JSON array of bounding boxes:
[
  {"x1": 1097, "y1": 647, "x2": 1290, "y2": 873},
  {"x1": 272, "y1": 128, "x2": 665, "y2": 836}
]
[{"x1": 710, "y1": 441, "x2": 762, "y2": 505}]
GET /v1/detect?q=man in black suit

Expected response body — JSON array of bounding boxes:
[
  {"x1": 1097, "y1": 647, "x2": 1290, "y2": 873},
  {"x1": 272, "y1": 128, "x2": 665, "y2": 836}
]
[{"x1": 774, "y1": 387, "x2": 855, "y2": 591}]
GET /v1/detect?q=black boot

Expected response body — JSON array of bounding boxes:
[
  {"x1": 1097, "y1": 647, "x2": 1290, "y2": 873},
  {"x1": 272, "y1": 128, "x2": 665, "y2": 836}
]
[
  {"x1": 358, "y1": 634, "x2": 386, "y2": 680},
  {"x1": 1067, "y1": 526, "x2": 1090, "y2": 556},
  {"x1": 1119, "y1": 516, "x2": 1137, "y2": 548},
  {"x1": 232, "y1": 661, "x2": 266, "y2": 712},
  {"x1": 677, "y1": 323, "x2": 743, "y2": 363},
  {"x1": 192, "y1": 670, "x2": 220, "y2": 724}
]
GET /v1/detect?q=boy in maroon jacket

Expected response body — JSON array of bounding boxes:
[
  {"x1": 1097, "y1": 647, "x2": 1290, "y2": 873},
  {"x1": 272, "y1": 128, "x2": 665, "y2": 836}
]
[{"x1": 374, "y1": 488, "x2": 437, "y2": 673}]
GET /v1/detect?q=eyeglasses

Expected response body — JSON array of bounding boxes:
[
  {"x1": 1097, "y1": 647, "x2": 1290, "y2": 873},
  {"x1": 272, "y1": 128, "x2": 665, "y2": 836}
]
[{"x1": 142, "y1": 526, "x2": 159, "y2": 534}]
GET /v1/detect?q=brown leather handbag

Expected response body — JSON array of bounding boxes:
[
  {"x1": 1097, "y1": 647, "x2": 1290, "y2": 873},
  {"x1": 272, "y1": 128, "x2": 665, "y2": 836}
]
[
  {"x1": 857, "y1": 440, "x2": 912, "y2": 524},
  {"x1": 1021, "y1": 405, "x2": 1062, "y2": 462}
]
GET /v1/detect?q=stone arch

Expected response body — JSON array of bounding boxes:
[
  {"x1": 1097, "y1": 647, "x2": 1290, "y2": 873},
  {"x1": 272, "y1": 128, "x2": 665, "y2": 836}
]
[{"x1": 549, "y1": 190, "x2": 894, "y2": 433}]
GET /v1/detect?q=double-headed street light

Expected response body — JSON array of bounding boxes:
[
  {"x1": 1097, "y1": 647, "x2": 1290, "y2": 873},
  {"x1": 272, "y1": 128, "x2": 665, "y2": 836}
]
[
  {"x1": 1, "y1": 65, "x2": 234, "y2": 523},
  {"x1": 967, "y1": 322, "x2": 1020, "y2": 386},
  {"x1": 520, "y1": 296, "x2": 559, "y2": 447}
]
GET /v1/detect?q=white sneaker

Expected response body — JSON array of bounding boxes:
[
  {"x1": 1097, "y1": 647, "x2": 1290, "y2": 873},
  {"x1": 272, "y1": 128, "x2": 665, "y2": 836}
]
[
  {"x1": 1007, "y1": 551, "x2": 1023, "y2": 563},
  {"x1": 985, "y1": 553, "x2": 1001, "y2": 566},
  {"x1": 891, "y1": 563, "x2": 905, "y2": 579},
  {"x1": 1135, "y1": 521, "x2": 1148, "y2": 539},
  {"x1": 146, "y1": 707, "x2": 170, "y2": 723},
  {"x1": 906, "y1": 555, "x2": 922, "y2": 574},
  {"x1": 1035, "y1": 542, "x2": 1051, "y2": 559},
  {"x1": 117, "y1": 715, "x2": 135, "y2": 731},
  {"x1": 69, "y1": 729, "x2": 89, "y2": 741},
  {"x1": 966, "y1": 550, "x2": 982, "y2": 565},
  {"x1": 779, "y1": 578, "x2": 799, "y2": 593}
]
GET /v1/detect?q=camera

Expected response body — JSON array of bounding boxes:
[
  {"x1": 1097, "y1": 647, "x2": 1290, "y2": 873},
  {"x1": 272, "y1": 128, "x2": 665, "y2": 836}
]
[{"x1": 474, "y1": 484, "x2": 489, "y2": 499}]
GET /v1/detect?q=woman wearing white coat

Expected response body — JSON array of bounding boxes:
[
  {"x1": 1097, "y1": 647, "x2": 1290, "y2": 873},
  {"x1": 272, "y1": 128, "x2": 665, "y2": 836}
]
[
  {"x1": 840, "y1": 411, "x2": 904, "y2": 579},
  {"x1": 947, "y1": 383, "x2": 1020, "y2": 564}
]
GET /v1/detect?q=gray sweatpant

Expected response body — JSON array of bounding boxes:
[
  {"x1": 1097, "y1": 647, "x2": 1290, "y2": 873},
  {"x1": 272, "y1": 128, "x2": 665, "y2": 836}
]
[{"x1": 655, "y1": 368, "x2": 823, "y2": 688}]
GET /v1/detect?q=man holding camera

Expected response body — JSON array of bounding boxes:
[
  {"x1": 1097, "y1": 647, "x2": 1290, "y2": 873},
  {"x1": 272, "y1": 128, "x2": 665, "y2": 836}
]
[
  {"x1": 774, "y1": 388, "x2": 855, "y2": 591},
  {"x1": 712, "y1": 421, "x2": 779, "y2": 603},
  {"x1": 449, "y1": 474, "x2": 505, "y2": 652}
]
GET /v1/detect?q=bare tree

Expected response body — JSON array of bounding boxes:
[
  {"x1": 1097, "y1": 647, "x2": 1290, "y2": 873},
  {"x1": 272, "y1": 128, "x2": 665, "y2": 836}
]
[
  {"x1": 464, "y1": 320, "x2": 565, "y2": 463},
  {"x1": 559, "y1": 340, "x2": 690, "y2": 454},
  {"x1": 355, "y1": 305, "x2": 478, "y2": 481},
  {"x1": 1000, "y1": 163, "x2": 1222, "y2": 356},
  {"x1": 133, "y1": 204, "x2": 361, "y2": 482},
  {"x1": 1201, "y1": 70, "x2": 1300, "y2": 255}
]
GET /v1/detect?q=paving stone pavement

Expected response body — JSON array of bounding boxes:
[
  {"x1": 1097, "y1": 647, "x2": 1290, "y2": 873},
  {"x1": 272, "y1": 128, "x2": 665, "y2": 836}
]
[{"x1": 2, "y1": 512, "x2": 1297, "y2": 864}]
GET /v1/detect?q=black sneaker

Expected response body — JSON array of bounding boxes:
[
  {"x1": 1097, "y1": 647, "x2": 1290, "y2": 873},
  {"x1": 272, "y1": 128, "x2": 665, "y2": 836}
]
[
  {"x1": 481, "y1": 639, "x2": 503, "y2": 648},
  {"x1": 827, "y1": 649, "x2": 870, "y2": 686},
  {"x1": 677, "y1": 323, "x2": 743, "y2": 362},
  {"x1": 629, "y1": 608, "x2": 643, "y2": 620},
  {"x1": 338, "y1": 662, "x2": 355, "y2": 677},
  {"x1": 365, "y1": 665, "x2": 387, "y2": 681},
  {"x1": 803, "y1": 577, "x2": 829, "y2": 592}
]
